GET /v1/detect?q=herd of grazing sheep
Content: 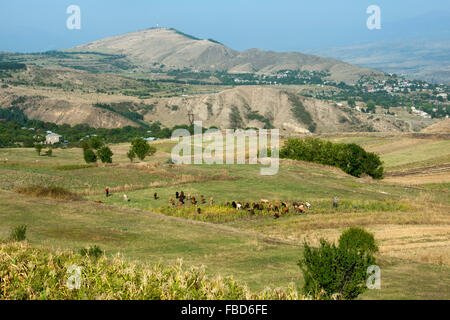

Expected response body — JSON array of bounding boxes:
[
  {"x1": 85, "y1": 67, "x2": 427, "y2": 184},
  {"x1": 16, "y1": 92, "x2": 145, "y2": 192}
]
[
  {"x1": 96, "y1": 189, "x2": 314, "y2": 219},
  {"x1": 167, "y1": 190, "x2": 312, "y2": 219}
]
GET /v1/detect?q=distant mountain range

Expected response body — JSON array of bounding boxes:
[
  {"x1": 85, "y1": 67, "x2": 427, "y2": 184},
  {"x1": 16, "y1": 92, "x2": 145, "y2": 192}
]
[
  {"x1": 304, "y1": 11, "x2": 450, "y2": 84},
  {"x1": 306, "y1": 39, "x2": 450, "y2": 84}
]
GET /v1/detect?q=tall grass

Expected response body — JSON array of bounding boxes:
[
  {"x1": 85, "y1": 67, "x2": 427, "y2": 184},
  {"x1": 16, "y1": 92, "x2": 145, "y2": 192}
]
[{"x1": 0, "y1": 242, "x2": 300, "y2": 300}]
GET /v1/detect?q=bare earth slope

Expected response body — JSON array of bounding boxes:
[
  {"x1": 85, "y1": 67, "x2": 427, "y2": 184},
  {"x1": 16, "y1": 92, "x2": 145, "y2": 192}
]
[
  {"x1": 421, "y1": 118, "x2": 450, "y2": 134},
  {"x1": 141, "y1": 86, "x2": 409, "y2": 133},
  {"x1": 0, "y1": 82, "x2": 417, "y2": 132}
]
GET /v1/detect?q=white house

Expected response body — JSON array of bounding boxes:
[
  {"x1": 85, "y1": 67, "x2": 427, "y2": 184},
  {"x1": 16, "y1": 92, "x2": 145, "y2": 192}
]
[{"x1": 46, "y1": 133, "x2": 62, "y2": 144}]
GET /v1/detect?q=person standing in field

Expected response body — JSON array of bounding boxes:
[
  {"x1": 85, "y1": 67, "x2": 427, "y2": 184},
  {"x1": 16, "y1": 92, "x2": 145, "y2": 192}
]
[
  {"x1": 105, "y1": 187, "x2": 109, "y2": 197},
  {"x1": 333, "y1": 196, "x2": 339, "y2": 208}
]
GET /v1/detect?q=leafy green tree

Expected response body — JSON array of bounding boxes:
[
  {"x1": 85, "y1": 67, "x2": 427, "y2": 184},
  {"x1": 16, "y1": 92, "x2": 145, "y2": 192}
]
[
  {"x1": 130, "y1": 138, "x2": 156, "y2": 161},
  {"x1": 34, "y1": 144, "x2": 43, "y2": 155},
  {"x1": 298, "y1": 228, "x2": 377, "y2": 300},
  {"x1": 127, "y1": 150, "x2": 136, "y2": 163},
  {"x1": 83, "y1": 148, "x2": 97, "y2": 163},
  {"x1": 88, "y1": 136, "x2": 104, "y2": 150},
  {"x1": 97, "y1": 146, "x2": 113, "y2": 164}
]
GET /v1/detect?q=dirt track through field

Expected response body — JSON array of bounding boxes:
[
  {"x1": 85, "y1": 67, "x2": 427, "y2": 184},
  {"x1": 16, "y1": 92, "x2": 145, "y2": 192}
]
[
  {"x1": 384, "y1": 163, "x2": 450, "y2": 185},
  {"x1": 386, "y1": 163, "x2": 450, "y2": 177}
]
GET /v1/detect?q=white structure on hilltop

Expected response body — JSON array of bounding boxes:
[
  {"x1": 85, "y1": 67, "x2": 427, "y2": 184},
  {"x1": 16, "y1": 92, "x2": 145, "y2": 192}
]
[
  {"x1": 411, "y1": 107, "x2": 431, "y2": 119},
  {"x1": 46, "y1": 133, "x2": 62, "y2": 144}
]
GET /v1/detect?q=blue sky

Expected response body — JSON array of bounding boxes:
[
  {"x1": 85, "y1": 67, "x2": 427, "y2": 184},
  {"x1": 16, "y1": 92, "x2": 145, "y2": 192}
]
[{"x1": 1, "y1": 0, "x2": 449, "y2": 52}]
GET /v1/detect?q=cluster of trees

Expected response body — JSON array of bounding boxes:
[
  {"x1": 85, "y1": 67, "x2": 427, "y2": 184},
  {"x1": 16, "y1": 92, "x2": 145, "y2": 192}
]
[
  {"x1": 34, "y1": 144, "x2": 52, "y2": 157},
  {"x1": 280, "y1": 138, "x2": 384, "y2": 179},
  {"x1": 0, "y1": 62, "x2": 27, "y2": 71},
  {"x1": 0, "y1": 107, "x2": 205, "y2": 148},
  {"x1": 82, "y1": 136, "x2": 156, "y2": 164},
  {"x1": 299, "y1": 227, "x2": 378, "y2": 300},
  {"x1": 82, "y1": 137, "x2": 113, "y2": 164}
]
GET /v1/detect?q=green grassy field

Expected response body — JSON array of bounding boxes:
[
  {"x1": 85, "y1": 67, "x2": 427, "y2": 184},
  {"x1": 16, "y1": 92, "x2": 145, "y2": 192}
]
[{"x1": 0, "y1": 134, "x2": 449, "y2": 299}]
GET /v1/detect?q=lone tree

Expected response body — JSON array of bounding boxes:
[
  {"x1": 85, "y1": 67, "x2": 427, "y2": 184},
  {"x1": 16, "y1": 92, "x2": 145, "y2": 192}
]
[
  {"x1": 130, "y1": 138, "x2": 156, "y2": 161},
  {"x1": 34, "y1": 144, "x2": 43, "y2": 155},
  {"x1": 98, "y1": 146, "x2": 113, "y2": 164},
  {"x1": 298, "y1": 227, "x2": 377, "y2": 300},
  {"x1": 127, "y1": 150, "x2": 136, "y2": 163}
]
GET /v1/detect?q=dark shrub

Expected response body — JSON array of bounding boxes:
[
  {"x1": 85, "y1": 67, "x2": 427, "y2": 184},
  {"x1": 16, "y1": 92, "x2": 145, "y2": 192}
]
[
  {"x1": 79, "y1": 245, "x2": 104, "y2": 259},
  {"x1": 338, "y1": 227, "x2": 378, "y2": 254},
  {"x1": 9, "y1": 225, "x2": 27, "y2": 242},
  {"x1": 15, "y1": 185, "x2": 79, "y2": 200},
  {"x1": 83, "y1": 148, "x2": 97, "y2": 163}
]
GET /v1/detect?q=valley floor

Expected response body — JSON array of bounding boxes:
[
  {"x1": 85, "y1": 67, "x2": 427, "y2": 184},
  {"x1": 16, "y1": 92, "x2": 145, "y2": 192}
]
[{"x1": 0, "y1": 133, "x2": 449, "y2": 299}]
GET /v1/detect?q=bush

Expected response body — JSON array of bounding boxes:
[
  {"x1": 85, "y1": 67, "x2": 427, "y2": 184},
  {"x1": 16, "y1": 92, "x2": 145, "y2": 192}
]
[
  {"x1": 83, "y1": 148, "x2": 97, "y2": 163},
  {"x1": 15, "y1": 185, "x2": 79, "y2": 200},
  {"x1": 79, "y1": 245, "x2": 104, "y2": 259},
  {"x1": 280, "y1": 138, "x2": 384, "y2": 179},
  {"x1": 42, "y1": 148, "x2": 52, "y2": 157},
  {"x1": 298, "y1": 228, "x2": 377, "y2": 300},
  {"x1": 97, "y1": 146, "x2": 113, "y2": 163},
  {"x1": 9, "y1": 225, "x2": 27, "y2": 242},
  {"x1": 338, "y1": 227, "x2": 378, "y2": 254}
]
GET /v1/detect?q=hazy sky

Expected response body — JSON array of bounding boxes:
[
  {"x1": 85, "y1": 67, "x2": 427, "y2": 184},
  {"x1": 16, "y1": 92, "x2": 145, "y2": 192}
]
[{"x1": 1, "y1": 0, "x2": 449, "y2": 52}]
